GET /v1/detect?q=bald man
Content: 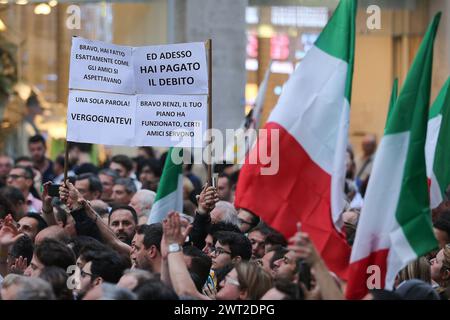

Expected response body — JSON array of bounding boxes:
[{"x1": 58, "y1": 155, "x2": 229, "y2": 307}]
[{"x1": 34, "y1": 226, "x2": 67, "y2": 245}]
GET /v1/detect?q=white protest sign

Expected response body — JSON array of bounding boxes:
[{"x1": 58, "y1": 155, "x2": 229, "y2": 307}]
[
  {"x1": 135, "y1": 94, "x2": 207, "y2": 148},
  {"x1": 67, "y1": 90, "x2": 136, "y2": 146},
  {"x1": 69, "y1": 37, "x2": 134, "y2": 94},
  {"x1": 133, "y1": 42, "x2": 208, "y2": 95}
]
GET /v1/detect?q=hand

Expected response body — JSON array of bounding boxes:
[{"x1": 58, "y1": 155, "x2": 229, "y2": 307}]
[
  {"x1": 288, "y1": 223, "x2": 321, "y2": 267},
  {"x1": 300, "y1": 281, "x2": 322, "y2": 300},
  {"x1": 0, "y1": 214, "x2": 23, "y2": 249},
  {"x1": 202, "y1": 283, "x2": 217, "y2": 300},
  {"x1": 162, "y1": 211, "x2": 193, "y2": 245},
  {"x1": 59, "y1": 181, "x2": 83, "y2": 210},
  {"x1": 78, "y1": 199, "x2": 100, "y2": 223},
  {"x1": 42, "y1": 181, "x2": 53, "y2": 214},
  {"x1": 197, "y1": 184, "x2": 219, "y2": 214},
  {"x1": 10, "y1": 256, "x2": 28, "y2": 275}
]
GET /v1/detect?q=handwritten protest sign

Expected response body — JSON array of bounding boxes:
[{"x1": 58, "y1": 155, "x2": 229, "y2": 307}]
[
  {"x1": 69, "y1": 37, "x2": 134, "y2": 94},
  {"x1": 67, "y1": 90, "x2": 136, "y2": 146},
  {"x1": 67, "y1": 37, "x2": 209, "y2": 148},
  {"x1": 135, "y1": 94, "x2": 207, "y2": 148},
  {"x1": 133, "y1": 42, "x2": 208, "y2": 95}
]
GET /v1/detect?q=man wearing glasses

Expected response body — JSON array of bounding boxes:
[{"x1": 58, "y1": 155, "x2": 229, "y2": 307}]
[
  {"x1": 7, "y1": 165, "x2": 42, "y2": 213},
  {"x1": 76, "y1": 250, "x2": 127, "y2": 300},
  {"x1": 237, "y1": 208, "x2": 260, "y2": 234},
  {"x1": 208, "y1": 231, "x2": 251, "y2": 289}
]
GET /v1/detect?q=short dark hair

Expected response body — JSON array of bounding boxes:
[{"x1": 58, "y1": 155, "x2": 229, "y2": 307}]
[
  {"x1": 109, "y1": 205, "x2": 138, "y2": 224},
  {"x1": 134, "y1": 279, "x2": 179, "y2": 300},
  {"x1": 434, "y1": 211, "x2": 450, "y2": 238},
  {"x1": 28, "y1": 134, "x2": 46, "y2": 146},
  {"x1": 111, "y1": 154, "x2": 133, "y2": 172},
  {"x1": 76, "y1": 173, "x2": 103, "y2": 194},
  {"x1": 249, "y1": 222, "x2": 272, "y2": 237},
  {"x1": 215, "y1": 231, "x2": 252, "y2": 261},
  {"x1": 0, "y1": 186, "x2": 25, "y2": 206},
  {"x1": 74, "y1": 163, "x2": 99, "y2": 175},
  {"x1": 55, "y1": 155, "x2": 65, "y2": 168},
  {"x1": 136, "y1": 159, "x2": 162, "y2": 178},
  {"x1": 25, "y1": 212, "x2": 48, "y2": 232},
  {"x1": 67, "y1": 236, "x2": 108, "y2": 258},
  {"x1": 54, "y1": 205, "x2": 68, "y2": 227},
  {"x1": 207, "y1": 221, "x2": 241, "y2": 237},
  {"x1": 0, "y1": 191, "x2": 17, "y2": 220},
  {"x1": 14, "y1": 156, "x2": 32, "y2": 165},
  {"x1": 273, "y1": 278, "x2": 305, "y2": 300},
  {"x1": 39, "y1": 266, "x2": 73, "y2": 300},
  {"x1": 183, "y1": 246, "x2": 212, "y2": 292},
  {"x1": 84, "y1": 250, "x2": 128, "y2": 284},
  {"x1": 35, "y1": 239, "x2": 76, "y2": 270},
  {"x1": 137, "y1": 147, "x2": 156, "y2": 159},
  {"x1": 14, "y1": 165, "x2": 34, "y2": 180},
  {"x1": 67, "y1": 142, "x2": 92, "y2": 153},
  {"x1": 264, "y1": 226, "x2": 288, "y2": 247},
  {"x1": 135, "y1": 223, "x2": 163, "y2": 252},
  {"x1": 9, "y1": 234, "x2": 34, "y2": 264},
  {"x1": 99, "y1": 168, "x2": 119, "y2": 181}
]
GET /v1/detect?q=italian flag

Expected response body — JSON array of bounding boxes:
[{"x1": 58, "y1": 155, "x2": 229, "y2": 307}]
[
  {"x1": 346, "y1": 13, "x2": 440, "y2": 300},
  {"x1": 385, "y1": 78, "x2": 398, "y2": 126},
  {"x1": 425, "y1": 77, "x2": 450, "y2": 209},
  {"x1": 148, "y1": 147, "x2": 184, "y2": 224},
  {"x1": 235, "y1": 0, "x2": 356, "y2": 279}
]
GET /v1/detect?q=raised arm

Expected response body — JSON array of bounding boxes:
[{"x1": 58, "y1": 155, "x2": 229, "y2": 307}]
[
  {"x1": 0, "y1": 215, "x2": 24, "y2": 277},
  {"x1": 191, "y1": 184, "x2": 219, "y2": 249},
  {"x1": 288, "y1": 223, "x2": 344, "y2": 300},
  {"x1": 40, "y1": 182, "x2": 58, "y2": 226},
  {"x1": 164, "y1": 211, "x2": 210, "y2": 300},
  {"x1": 59, "y1": 181, "x2": 131, "y2": 256}
]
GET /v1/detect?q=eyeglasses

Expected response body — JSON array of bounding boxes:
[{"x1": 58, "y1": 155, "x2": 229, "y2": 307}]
[
  {"x1": 224, "y1": 275, "x2": 240, "y2": 287},
  {"x1": 7, "y1": 174, "x2": 26, "y2": 180},
  {"x1": 80, "y1": 270, "x2": 94, "y2": 278},
  {"x1": 238, "y1": 218, "x2": 252, "y2": 226},
  {"x1": 211, "y1": 247, "x2": 232, "y2": 256}
]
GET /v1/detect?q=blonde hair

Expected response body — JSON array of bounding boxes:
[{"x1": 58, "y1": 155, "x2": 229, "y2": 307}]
[
  {"x1": 441, "y1": 244, "x2": 450, "y2": 288},
  {"x1": 397, "y1": 256, "x2": 431, "y2": 284},
  {"x1": 235, "y1": 261, "x2": 272, "y2": 300}
]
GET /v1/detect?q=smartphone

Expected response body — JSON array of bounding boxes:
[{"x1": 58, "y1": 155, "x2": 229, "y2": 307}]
[{"x1": 47, "y1": 184, "x2": 60, "y2": 198}]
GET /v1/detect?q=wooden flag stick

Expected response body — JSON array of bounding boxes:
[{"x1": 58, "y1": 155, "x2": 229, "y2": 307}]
[
  {"x1": 63, "y1": 139, "x2": 69, "y2": 185},
  {"x1": 206, "y1": 39, "x2": 213, "y2": 186}
]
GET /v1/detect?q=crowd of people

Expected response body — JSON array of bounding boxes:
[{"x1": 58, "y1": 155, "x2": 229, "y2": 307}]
[{"x1": 0, "y1": 133, "x2": 449, "y2": 300}]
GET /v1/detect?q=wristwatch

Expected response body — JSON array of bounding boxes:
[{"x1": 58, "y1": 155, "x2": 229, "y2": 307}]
[{"x1": 168, "y1": 243, "x2": 181, "y2": 253}]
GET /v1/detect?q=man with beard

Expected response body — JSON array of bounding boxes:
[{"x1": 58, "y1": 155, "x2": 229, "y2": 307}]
[
  {"x1": 108, "y1": 205, "x2": 138, "y2": 245},
  {"x1": 28, "y1": 134, "x2": 55, "y2": 183},
  {"x1": 130, "y1": 223, "x2": 163, "y2": 273}
]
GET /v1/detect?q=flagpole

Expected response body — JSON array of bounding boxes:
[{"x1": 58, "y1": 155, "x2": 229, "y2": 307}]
[
  {"x1": 206, "y1": 39, "x2": 212, "y2": 185},
  {"x1": 63, "y1": 139, "x2": 69, "y2": 184}
]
